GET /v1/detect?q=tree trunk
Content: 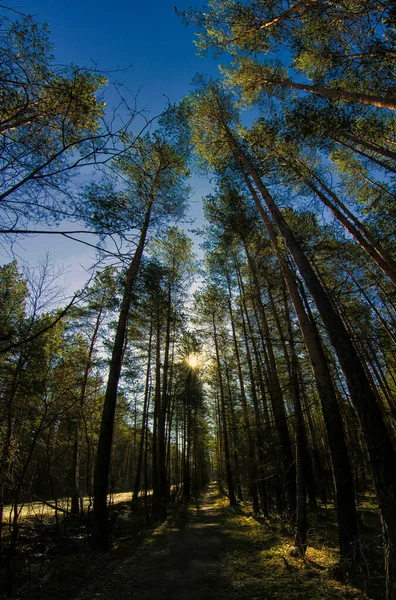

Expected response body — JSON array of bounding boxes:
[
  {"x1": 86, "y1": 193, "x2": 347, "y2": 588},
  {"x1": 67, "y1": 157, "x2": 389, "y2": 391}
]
[
  {"x1": 71, "y1": 297, "x2": 104, "y2": 515},
  {"x1": 241, "y1": 245, "x2": 296, "y2": 515},
  {"x1": 266, "y1": 77, "x2": 396, "y2": 111},
  {"x1": 236, "y1": 147, "x2": 396, "y2": 584},
  {"x1": 92, "y1": 196, "x2": 154, "y2": 551},
  {"x1": 299, "y1": 165, "x2": 396, "y2": 285},
  {"x1": 213, "y1": 317, "x2": 237, "y2": 505},
  {"x1": 132, "y1": 320, "x2": 153, "y2": 508}
]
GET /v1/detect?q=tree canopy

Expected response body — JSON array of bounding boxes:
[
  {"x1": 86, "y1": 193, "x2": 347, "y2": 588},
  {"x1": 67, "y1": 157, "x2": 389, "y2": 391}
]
[{"x1": 0, "y1": 3, "x2": 395, "y2": 600}]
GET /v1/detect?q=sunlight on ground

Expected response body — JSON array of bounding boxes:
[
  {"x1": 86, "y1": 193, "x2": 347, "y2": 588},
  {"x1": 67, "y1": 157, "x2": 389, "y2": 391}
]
[
  {"x1": 219, "y1": 504, "x2": 367, "y2": 599},
  {"x1": 2, "y1": 491, "x2": 134, "y2": 523},
  {"x1": 19, "y1": 485, "x2": 371, "y2": 600},
  {"x1": 190, "y1": 522, "x2": 220, "y2": 528}
]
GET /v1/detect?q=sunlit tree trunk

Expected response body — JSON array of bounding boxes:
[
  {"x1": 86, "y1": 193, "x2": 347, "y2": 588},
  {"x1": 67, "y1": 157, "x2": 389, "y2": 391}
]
[{"x1": 261, "y1": 77, "x2": 396, "y2": 111}]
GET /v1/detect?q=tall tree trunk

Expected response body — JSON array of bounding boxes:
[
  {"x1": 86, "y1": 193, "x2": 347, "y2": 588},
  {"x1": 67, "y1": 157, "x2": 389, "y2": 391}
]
[
  {"x1": 92, "y1": 196, "x2": 154, "y2": 551},
  {"x1": 243, "y1": 166, "x2": 359, "y2": 564},
  {"x1": 71, "y1": 296, "x2": 104, "y2": 515},
  {"x1": 213, "y1": 316, "x2": 237, "y2": 505},
  {"x1": 297, "y1": 165, "x2": 396, "y2": 285},
  {"x1": 262, "y1": 77, "x2": 396, "y2": 111},
  {"x1": 241, "y1": 245, "x2": 296, "y2": 515},
  {"x1": 132, "y1": 320, "x2": 153, "y2": 508}
]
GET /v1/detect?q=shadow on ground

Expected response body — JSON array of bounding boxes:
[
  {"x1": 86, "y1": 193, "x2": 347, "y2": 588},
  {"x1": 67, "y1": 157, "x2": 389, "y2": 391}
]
[{"x1": 27, "y1": 484, "x2": 377, "y2": 600}]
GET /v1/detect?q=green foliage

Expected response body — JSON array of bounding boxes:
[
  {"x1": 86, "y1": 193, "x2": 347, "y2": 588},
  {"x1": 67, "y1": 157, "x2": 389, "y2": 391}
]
[
  {"x1": 81, "y1": 133, "x2": 191, "y2": 237},
  {"x1": 185, "y1": 0, "x2": 396, "y2": 95},
  {"x1": 0, "y1": 12, "x2": 105, "y2": 137},
  {"x1": 186, "y1": 81, "x2": 240, "y2": 172},
  {"x1": 0, "y1": 8, "x2": 109, "y2": 234},
  {"x1": 223, "y1": 57, "x2": 291, "y2": 105},
  {"x1": 0, "y1": 261, "x2": 28, "y2": 349}
]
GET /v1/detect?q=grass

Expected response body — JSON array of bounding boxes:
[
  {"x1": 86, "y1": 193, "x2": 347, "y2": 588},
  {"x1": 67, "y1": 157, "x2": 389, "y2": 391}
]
[
  {"x1": 1, "y1": 487, "x2": 384, "y2": 600},
  {"x1": 2, "y1": 491, "x2": 135, "y2": 524},
  {"x1": 215, "y1": 501, "x2": 370, "y2": 600}
]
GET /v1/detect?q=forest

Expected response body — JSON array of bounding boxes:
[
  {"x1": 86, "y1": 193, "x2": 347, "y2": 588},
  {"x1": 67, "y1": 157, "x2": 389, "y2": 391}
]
[{"x1": 0, "y1": 1, "x2": 395, "y2": 599}]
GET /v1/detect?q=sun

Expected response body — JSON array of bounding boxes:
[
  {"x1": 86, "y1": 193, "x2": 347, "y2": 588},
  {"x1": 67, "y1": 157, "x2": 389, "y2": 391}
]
[{"x1": 186, "y1": 353, "x2": 199, "y2": 369}]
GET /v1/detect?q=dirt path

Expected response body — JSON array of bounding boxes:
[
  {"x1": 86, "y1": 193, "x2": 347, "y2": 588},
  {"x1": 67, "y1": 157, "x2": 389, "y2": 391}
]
[
  {"x1": 77, "y1": 484, "x2": 235, "y2": 600},
  {"x1": 38, "y1": 484, "x2": 369, "y2": 600}
]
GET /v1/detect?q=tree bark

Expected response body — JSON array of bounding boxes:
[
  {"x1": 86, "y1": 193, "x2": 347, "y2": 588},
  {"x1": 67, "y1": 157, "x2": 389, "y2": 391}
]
[
  {"x1": 132, "y1": 320, "x2": 153, "y2": 508},
  {"x1": 236, "y1": 146, "x2": 396, "y2": 586},
  {"x1": 71, "y1": 296, "x2": 104, "y2": 515},
  {"x1": 92, "y1": 195, "x2": 154, "y2": 551},
  {"x1": 263, "y1": 77, "x2": 396, "y2": 111},
  {"x1": 213, "y1": 316, "x2": 237, "y2": 506},
  {"x1": 242, "y1": 167, "x2": 359, "y2": 564},
  {"x1": 227, "y1": 289, "x2": 259, "y2": 512}
]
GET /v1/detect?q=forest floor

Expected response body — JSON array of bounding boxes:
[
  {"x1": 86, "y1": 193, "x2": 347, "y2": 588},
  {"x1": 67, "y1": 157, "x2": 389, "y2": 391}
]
[{"x1": 22, "y1": 483, "x2": 381, "y2": 600}]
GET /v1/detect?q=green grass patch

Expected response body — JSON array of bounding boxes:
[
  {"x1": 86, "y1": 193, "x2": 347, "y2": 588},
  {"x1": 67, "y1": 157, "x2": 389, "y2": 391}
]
[{"x1": 219, "y1": 501, "x2": 370, "y2": 600}]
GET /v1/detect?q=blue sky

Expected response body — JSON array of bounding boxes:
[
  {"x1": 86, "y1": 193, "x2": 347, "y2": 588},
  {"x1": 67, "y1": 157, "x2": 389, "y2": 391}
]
[
  {"x1": 2, "y1": 1, "x2": 217, "y2": 292},
  {"x1": 17, "y1": 0, "x2": 216, "y2": 111}
]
